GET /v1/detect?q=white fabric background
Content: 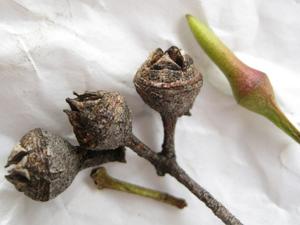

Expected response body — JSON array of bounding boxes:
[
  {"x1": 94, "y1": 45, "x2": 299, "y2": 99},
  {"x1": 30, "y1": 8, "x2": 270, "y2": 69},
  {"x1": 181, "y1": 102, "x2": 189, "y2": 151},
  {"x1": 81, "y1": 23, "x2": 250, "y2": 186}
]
[{"x1": 0, "y1": 0, "x2": 300, "y2": 224}]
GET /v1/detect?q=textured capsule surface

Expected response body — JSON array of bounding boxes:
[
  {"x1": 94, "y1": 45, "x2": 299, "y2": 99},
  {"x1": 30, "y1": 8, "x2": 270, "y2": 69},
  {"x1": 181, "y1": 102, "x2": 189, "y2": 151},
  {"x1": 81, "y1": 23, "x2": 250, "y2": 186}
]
[
  {"x1": 5, "y1": 128, "x2": 80, "y2": 201},
  {"x1": 65, "y1": 91, "x2": 132, "y2": 150},
  {"x1": 134, "y1": 46, "x2": 203, "y2": 117}
]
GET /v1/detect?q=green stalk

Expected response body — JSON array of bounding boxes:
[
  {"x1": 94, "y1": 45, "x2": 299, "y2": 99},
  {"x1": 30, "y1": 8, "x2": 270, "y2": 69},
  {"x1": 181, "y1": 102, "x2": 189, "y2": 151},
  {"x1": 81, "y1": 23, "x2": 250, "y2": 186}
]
[{"x1": 91, "y1": 167, "x2": 187, "y2": 209}]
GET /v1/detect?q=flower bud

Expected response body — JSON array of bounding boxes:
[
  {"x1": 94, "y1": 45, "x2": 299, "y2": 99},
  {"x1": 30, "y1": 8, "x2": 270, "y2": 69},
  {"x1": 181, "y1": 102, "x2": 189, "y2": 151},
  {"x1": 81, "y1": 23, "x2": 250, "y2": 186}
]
[
  {"x1": 65, "y1": 91, "x2": 132, "y2": 150},
  {"x1": 186, "y1": 14, "x2": 300, "y2": 144},
  {"x1": 5, "y1": 128, "x2": 80, "y2": 201},
  {"x1": 134, "y1": 46, "x2": 203, "y2": 117}
]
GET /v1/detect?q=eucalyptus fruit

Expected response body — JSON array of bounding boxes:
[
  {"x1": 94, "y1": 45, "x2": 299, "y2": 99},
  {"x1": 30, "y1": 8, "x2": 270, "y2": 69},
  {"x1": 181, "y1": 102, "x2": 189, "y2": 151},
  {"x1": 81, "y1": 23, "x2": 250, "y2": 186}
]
[
  {"x1": 65, "y1": 91, "x2": 132, "y2": 150},
  {"x1": 134, "y1": 46, "x2": 203, "y2": 159},
  {"x1": 134, "y1": 46, "x2": 203, "y2": 118},
  {"x1": 5, "y1": 128, "x2": 126, "y2": 201}
]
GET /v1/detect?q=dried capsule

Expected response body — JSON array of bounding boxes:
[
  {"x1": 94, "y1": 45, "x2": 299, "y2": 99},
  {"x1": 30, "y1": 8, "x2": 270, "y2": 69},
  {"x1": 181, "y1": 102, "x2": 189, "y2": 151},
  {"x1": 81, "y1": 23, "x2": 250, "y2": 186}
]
[
  {"x1": 5, "y1": 128, "x2": 125, "y2": 201},
  {"x1": 134, "y1": 46, "x2": 203, "y2": 159},
  {"x1": 64, "y1": 91, "x2": 132, "y2": 150},
  {"x1": 133, "y1": 46, "x2": 203, "y2": 117}
]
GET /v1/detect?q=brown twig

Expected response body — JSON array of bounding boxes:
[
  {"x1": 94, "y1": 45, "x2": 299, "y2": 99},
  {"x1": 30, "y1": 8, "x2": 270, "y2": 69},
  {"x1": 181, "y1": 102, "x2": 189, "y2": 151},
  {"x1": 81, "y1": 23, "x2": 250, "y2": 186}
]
[
  {"x1": 160, "y1": 115, "x2": 177, "y2": 160},
  {"x1": 126, "y1": 134, "x2": 243, "y2": 225}
]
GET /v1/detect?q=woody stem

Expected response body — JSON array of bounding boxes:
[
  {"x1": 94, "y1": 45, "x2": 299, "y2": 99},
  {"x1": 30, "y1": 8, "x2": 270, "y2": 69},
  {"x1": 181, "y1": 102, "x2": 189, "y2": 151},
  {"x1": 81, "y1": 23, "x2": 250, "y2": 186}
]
[
  {"x1": 126, "y1": 134, "x2": 243, "y2": 225},
  {"x1": 160, "y1": 115, "x2": 177, "y2": 159}
]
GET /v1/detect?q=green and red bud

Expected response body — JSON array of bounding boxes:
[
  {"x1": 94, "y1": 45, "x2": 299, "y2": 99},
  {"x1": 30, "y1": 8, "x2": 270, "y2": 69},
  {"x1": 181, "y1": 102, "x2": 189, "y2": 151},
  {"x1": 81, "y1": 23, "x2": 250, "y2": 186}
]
[{"x1": 186, "y1": 14, "x2": 300, "y2": 144}]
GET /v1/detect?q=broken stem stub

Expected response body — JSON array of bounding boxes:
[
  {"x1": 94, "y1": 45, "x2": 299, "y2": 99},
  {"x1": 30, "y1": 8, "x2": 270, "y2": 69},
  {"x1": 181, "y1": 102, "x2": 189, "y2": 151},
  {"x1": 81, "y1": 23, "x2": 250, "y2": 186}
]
[{"x1": 91, "y1": 167, "x2": 187, "y2": 209}]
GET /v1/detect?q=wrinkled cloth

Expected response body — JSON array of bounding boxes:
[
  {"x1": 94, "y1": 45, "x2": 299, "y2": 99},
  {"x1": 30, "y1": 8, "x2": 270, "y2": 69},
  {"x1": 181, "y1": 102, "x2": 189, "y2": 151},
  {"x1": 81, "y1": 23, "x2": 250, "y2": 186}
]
[{"x1": 0, "y1": 0, "x2": 300, "y2": 224}]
